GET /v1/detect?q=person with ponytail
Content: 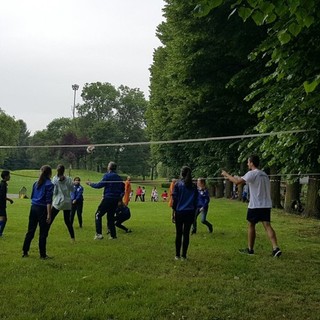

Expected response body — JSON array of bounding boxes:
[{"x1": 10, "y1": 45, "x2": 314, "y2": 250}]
[
  {"x1": 22, "y1": 165, "x2": 54, "y2": 259},
  {"x1": 172, "y1": 166, "x2": 198, "y2": 260},
  {"x1": 48, "y1": 164, "x2": 75, "y2": 241}
]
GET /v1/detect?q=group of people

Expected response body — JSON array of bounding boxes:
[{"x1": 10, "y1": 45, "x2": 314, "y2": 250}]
[
  {"x1": 170, "y1": 155, "x2": 281, "y2": 260},
  {"x1": 1, "y1": 154, "x2": 281, "y2": 260},
  {"x1": 21, "y1": 165, "x2": 85, "y2": 259},
  {"x1": 1, "y1": 161, "x2": 131, "y2": 259}
]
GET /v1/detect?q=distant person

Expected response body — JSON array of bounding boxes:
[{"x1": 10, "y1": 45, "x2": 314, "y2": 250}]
[
  {"x1": 151, "y1": 187, "x2": 158, "y2": 202},
  {"x1": 70, "y1": 177, "x2": 84, "y2": 228},
  {"x1": 123, "y1": 176, "x2": 132, "y2": 206},
  {"x1": 0, "y1": 170, "x2": 14, "y2": 237},
  {"x1": 22, "y1": 165, "x2": 54, "y2": 259},
  {"x1": 168, "y1": 179, "x2": 177, "y2": 222},
  {"x1": 141, "y1": 186, "x2": 146, "y2": 202},
  {"x1": 172, "y1": 166, "x2": 198, "y2": 260},
  {"x1": 87, "y1": 161, "x2": 124, "y2": 240},
  {"x1": 222, "y1": 154, "x2": 282, "y2": 257},
  {"x1": 242, "y1": 184, "x2": 249, "y2": 203},
  {"x1": 135, "y1": 186, "x2": 143, "y2": 201},
  {"x1": 192, "y1": 178, "x2": 213, "y2": 234},
  {"x1": 114, "y1": 200, "x2": 132, "y2": 233},
  {"x1": 161, "y1": 190, "x2": 168, "y2": 201},
  {"x1": 48, "y1": 165, "x2": 75, "y2": 242}
]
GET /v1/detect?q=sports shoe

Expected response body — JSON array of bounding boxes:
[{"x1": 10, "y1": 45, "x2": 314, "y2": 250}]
[
  {"x1": 108, "y1": 236, "x2": 117, "y2": 240},
  {"x1": 239, "y1": 248, "x2": 254, "y2": 255},
  {"x1": 22, "y1": 253, "x2": 29, "y2": 258},
  {"x1": 94, "y1": 234, "x2": 104, "y2": 240},
  {"x1": 272, "y1": 247, "x2": 282, "y2": 258},
  {"x1": 174, "y1": 256, "x2": 180, "y2": 260},
  {"x1": 126, "y1": 229, "x2": 132, "y2": 233},
  {"x1": 208, "y1": 225, "x2": 213, "y2": 233},
  {"x1": 40, "y1": 255, "x2": 53, "y2": 260},
  {"x1": 191, "y1": 229, "x2": 196, "y2": 235},
  {"x1": 181, "y1": 256, "x2": 187, "y2": 261}
]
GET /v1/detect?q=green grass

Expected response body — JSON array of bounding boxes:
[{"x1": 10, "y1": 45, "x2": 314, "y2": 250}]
[{"x1": 1, "y1": 171, "x2": 320, "y2": 319}]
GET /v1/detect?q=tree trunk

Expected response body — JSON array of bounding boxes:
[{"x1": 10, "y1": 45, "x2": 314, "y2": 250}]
[
  {"x1": 270, "y1": 166, "x2": 282, "y2": 209},
  {"x1": 304, "y1": 175, "x2": 320, "y2": 218},
  {"x1": 216, "y1": 179, "x2": 224, "y2": 198},
  {"x1": 225, "y1": 180, "x2": 232, "y2": 199},
  {"x1": 284, "y1": 179, "x2": 300, "y2": 213}
]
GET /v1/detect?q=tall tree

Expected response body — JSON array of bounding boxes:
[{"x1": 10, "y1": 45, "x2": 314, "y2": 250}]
[
  {"x1": 147, "y1": 0, "x2": 266, "y2": 178},
  {"x1": 195, "y1": 0, "x2": 320, "y2": 216},
  {"x1": 0, "y1": 109, "x2": 20, "y2": 168}
]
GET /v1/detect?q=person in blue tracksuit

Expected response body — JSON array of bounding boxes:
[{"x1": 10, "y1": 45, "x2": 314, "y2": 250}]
[
  {"x1": 172, "y1": 166, "x2": 198, "y2": 260},
  {"x1": 22, "y1": 165, "x2": 54, "y2": 259},
  {"x1": 70, "y1": 177, "x2": 84, "y2": 228},
  {"x1": 87, "y1": 161, "x2": 124, "y2": 240},
  {"x1": 114, "y1": 200, "x2": 132, "y2": 233},
  {"x1": 0, "y1": 170, "x2": 14, "y2": 237},
  {"x1": 192, "y1": 178, "x2": 213, "y2": 234}
]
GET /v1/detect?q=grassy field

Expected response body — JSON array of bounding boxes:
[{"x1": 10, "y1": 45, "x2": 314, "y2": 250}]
[{"x1": 1, "y1": 170, "x2": 320, "y2": 319}]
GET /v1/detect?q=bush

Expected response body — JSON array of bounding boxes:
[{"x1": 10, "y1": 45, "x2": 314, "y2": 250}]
[{"x1": 161, "y1": 183, "x2": 170, "y2": 188}]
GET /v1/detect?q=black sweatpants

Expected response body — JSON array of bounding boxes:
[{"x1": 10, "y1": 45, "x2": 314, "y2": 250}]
[
  {"x1": 22, "y1": 204, "x2": 49, "y2": 257},
  {"x1": 175, "y1": 211, "x2": 194, "y2": 258}
]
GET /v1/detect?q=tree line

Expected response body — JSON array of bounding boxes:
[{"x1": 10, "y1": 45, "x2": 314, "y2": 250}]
[{"x1": 0, "y1": 0, "x2": 319, "y2": 217}]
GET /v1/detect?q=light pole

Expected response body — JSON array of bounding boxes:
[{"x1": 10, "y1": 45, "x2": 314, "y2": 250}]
[{"x1": 72, "y1": 84, "x2": 79, "y2": 119}]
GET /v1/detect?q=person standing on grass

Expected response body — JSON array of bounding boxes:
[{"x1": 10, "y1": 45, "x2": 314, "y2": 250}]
[
  {"x1": 168, "y1": 178, "x2": 176, "y2": 223},
  {"x1": 141, "y1": 186, "x2": 146, "y2": 202},
  {"x1": 221, "y1": 154, "x2": 282, "y2": 257},
  {"x1": 22, "y1": 165, "x2": 53, "y2": 259},
  {"x1": 172, "y1": 166, "x2": 198, "y2": 260},
  {"x1": 70, "y1": 177, "x2": 84, "y2": 228},
  {"x1": 135, "y1": 186, "x2": 143, "y2": 201},
  {"x1": 0, "y1": 170, "x2": 14, "y2": 237},
  {"x1": 48, "y1": 165, "x2": 75, "y2": 242},
  {"x1": 123, "y1": 176, "x2": 132, "y2": 206},
  {"x1": 192, "y1": 178, "x2": 213, "y2": 234},
  {"x1": 87, "y1": 161, "x2": 124, "y2": 240}
]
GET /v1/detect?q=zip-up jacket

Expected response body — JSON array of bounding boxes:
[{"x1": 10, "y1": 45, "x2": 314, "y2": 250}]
[
  {"x1": 90, "y1": 171, "x2": 124, "y2": 199},
  {"x1": 31, "y1": 179, "x2": 54, "y2": 207}
]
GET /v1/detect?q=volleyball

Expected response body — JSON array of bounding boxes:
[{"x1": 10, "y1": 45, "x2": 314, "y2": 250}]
[{"x1": 86, "y1": 145, "x2": 95, "y2": 154}]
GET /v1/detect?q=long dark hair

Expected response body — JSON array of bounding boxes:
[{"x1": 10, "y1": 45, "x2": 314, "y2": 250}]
[
  {"x1": 37, "y1": 165, "x2": 52, "y2": 188},
  {"x1": 180, "y1": 166, "x2": 193, "y2": 188},
  {"x1": 56, "y1": 164, "x2": 65, "y2": 177}
]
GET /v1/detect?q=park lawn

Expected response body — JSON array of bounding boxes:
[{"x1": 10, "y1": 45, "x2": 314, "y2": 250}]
[{"x1": 1, "y1": 172, "x2": 319, "y2": 319}]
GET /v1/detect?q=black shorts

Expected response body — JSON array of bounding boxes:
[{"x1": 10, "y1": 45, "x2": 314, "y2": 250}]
[{"x1": 247, "y1": 208, "x2": 271, "y2": 224}]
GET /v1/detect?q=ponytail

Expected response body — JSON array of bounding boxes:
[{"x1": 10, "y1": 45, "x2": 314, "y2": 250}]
[
  {"x1": 180, "y1": 166, "x2": 193, "y2": 188},
  {"x1": 37, "y1": 165, "x2": 52, "y2": 188},
  {"x1": 56, "y1": 164, "x2": 65, "y2": 177}
]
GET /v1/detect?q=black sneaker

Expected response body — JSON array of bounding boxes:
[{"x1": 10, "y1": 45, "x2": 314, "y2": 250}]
[
  {"x1": 191, "y1": 229, "x2": 196, "y2": 235},
  {"x1": 208, "y1": 225, "x2": 213, "y2": 233},
  {"x1": 239, "y1": 248, "x2": 254, "y2": 255},
  {"x1": 272, "y1": 247, "x2": 282, "y2": 258},
  {"x1": 40, "y1": 255, "x2": 53, "y2": 260},
  {"x1": 22, "y1": 253, "x2": 29, "y2": 258}
]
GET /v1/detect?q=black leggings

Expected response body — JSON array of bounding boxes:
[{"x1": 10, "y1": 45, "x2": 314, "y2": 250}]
[
  {"x1": 175, "y1": 211, "x2": 194, "y2": 258},
  {"x1": 49, "y1": 207, "x2": 75, "y2": 239}
]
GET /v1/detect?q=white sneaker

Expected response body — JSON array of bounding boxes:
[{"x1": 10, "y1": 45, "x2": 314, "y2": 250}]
[{"x1": 94, "y1": 234, "x2": 103, "y2": 240}]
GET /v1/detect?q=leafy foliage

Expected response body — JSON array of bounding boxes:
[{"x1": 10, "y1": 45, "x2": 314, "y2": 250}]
[{"x1": 147, "y1": 0, "x2": 266, "y2": 177}]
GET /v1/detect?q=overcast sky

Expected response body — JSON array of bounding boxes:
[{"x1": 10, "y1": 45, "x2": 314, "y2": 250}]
[{"x1": 0, "y1": 0, "x2": 165, "y2": 134}]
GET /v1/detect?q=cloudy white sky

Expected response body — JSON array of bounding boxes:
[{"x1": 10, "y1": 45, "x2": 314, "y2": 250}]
[{"x1": 0, "y1": 0, "x2": 165, "y2": 134}]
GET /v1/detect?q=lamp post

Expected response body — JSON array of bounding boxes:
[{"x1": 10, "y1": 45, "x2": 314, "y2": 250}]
[{"x1": 72, "y1": 84, "x2": 79, "y2": 119}]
